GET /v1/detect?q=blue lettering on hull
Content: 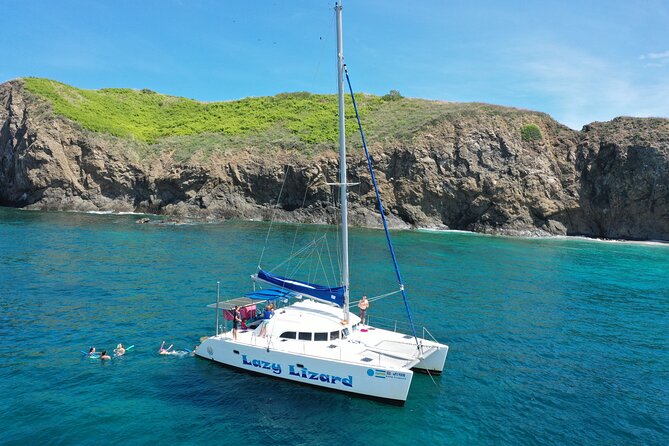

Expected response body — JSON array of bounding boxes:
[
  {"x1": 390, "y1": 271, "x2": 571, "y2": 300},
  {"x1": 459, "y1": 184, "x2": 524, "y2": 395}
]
[
  {"x1": 241, "y1": 354, "x2": 282, "y2": 374},
  {"x1": 239, "y1": 355, "x2": 353, "y2": 387},
  {"x1": 289, "y1": 365, "x2": 353, "y2": 387}
]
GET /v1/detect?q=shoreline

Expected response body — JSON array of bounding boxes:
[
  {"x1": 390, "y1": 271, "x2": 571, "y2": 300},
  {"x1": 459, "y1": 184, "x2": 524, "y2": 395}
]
[{"x1": 6, "y1": 205, "x2": 668, "y2": 246}]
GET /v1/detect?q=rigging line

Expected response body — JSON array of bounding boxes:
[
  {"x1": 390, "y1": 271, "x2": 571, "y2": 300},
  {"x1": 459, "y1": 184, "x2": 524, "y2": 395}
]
[
  {"x1": 258, "y1": 164, "x2": 291, "y2": 270},
  {"x1": 343, "y1": 65, "x2": 421, "y2": 349},
  {"x1": 307, "y1": 237, "x2": 316, "y2": 284},
  {"x1": 288, "y1": 236, "x2": 325, "y2": 279},
  {"x1": 331, "y1": 184, "x2": 343, "y2": 285},
  {"x1": 273, "y1": 238, "x2": 315, "y2": 271},
  {"x1": 289, "y1": 241, "x2": 321, "y2": 277},
  {"x1": 316, "y1": 235, "x2": 325, "y2": 284},
  {"x1": 426, "y1": 368, "x2": 438, "y2": 387},
  {"x1": 308, "y1": 3, "x2": 334, "y2": 91},
  {"x1": 289, "y1": 237, "x2": 317, "y2": 279},
  {"x1": 313, "y1": 236, "x2": 333, "y2": 288},
  {"x1": 368, "y1": 289, "x2": 403, "y2": 303},
  {"x1": 270, "y1": 237, "x2": 321, "y2": 272},
  {"x1": 314, "y1": 247, "x2": 332, "y2": 289},
  {"x1": 323, "y1": 234, "x2": 339, "y2": 288},
  {"x1": 349, "y1": 289, "x2": 402, "y2": 307},
  {"x1": 285, "y1": 175, "x2": 314, "y2": 279},
  {"x1": 326, "y1": 183, "x2": 341, "y2": 285}
]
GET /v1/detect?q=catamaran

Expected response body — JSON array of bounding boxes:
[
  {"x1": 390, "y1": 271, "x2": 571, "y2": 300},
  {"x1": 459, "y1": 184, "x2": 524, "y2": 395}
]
[{"x1": 195, "y1": 1, "x2": 448, "y2": 405}]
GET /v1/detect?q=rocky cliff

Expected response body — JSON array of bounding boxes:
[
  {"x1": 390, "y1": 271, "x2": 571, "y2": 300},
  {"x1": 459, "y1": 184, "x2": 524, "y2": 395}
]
[{"x1": 1, "y1": 79, "x2": 668, "y2": 240}]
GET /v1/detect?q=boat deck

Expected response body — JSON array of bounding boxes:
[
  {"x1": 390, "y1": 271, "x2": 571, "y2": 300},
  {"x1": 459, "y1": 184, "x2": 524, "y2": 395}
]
[{"x1": 219, "y1": 324, "x2": 440, "y2": 371}]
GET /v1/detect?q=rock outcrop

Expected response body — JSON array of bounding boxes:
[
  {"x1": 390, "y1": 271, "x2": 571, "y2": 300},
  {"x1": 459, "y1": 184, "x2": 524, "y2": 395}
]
[
  {"x1": 1, "y1": 80, "x2": 668, "y2": 240},
  {"x1": 574, "y1": 118, "x2": 669, "y2": 240}
]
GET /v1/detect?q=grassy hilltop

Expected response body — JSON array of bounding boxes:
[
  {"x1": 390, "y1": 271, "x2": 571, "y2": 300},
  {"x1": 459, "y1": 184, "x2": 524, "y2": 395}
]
[{"x1": 22, "y1": 77, "x2": 544, "y2": 159}]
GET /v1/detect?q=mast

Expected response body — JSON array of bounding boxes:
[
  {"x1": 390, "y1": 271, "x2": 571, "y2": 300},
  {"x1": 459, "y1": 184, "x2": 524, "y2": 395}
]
[{"x1": 335, "y1": 1, "x2": 350, "y2": 321}]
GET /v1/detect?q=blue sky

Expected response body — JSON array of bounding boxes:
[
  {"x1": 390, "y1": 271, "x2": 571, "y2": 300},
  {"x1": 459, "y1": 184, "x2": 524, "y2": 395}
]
[{"x1": 3, "y1": 0, "x2": 668, "y2": 129}]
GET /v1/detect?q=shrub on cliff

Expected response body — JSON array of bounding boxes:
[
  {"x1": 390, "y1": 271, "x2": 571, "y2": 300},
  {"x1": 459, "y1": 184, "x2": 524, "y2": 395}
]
[
  {"x1": 521, "y1": 124, "x2": 542, "y2": 142},
  {"x1": 382, "y1": 90, "x2": 403, "y2": 101}
]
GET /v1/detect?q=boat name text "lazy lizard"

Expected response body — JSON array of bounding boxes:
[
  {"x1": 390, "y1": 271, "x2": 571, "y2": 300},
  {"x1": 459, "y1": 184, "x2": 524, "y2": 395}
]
[{"x1": 241, "y1": 355, "x2": 353, "y2": 387}]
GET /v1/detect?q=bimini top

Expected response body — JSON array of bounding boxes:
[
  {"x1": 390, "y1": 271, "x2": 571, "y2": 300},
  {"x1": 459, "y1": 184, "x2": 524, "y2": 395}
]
[
  {"x1": 255, "y1": 269, "x2": 345, "y2": 308},
  {"x1": 206, "y1": 287, "x2": 293, "y2": 311}
]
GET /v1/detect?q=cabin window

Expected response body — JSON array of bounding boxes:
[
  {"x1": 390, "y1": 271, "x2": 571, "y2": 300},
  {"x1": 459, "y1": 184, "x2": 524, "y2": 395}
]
[
  {"x1": 280, "y1": 331, "x2": 296, "y2": 339},
  {"x1": 330, "y1": 330, "x2": 340, "y2": 340},
  {"x1": 314, "y1": 332, "x2": 328, "y2": 341},
  {"x1": 298, "y1": 332, "x2": 312, "y2": 341}
]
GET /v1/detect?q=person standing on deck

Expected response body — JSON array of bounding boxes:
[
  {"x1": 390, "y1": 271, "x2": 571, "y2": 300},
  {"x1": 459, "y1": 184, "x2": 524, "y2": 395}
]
[
  {"x1": 232, "y1": 306, "x2": 241, "y2": 340},
  {"x1": 259, "y1": 303, "x2": 274, "y2": 337},
  {"x1": 358, "y1": 295, "x2": 369, "y2": 325}
]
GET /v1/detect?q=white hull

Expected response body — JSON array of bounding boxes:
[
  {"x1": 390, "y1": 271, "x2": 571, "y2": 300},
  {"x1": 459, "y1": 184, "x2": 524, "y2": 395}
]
[
  {"x1": 196, "y1": 300, "x2": 448, "y2": 404},
  {"x1": 197, "y1": 336, "x2": 414, "y2": 404},
  {"x1": 414, "y1": 346, "x2": 449, "y2": 373}
]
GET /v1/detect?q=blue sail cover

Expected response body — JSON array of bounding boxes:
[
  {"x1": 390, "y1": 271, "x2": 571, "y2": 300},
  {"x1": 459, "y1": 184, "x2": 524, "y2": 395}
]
[
  {"x1": 244, "y1": 288, "x2": 294, "y2": 301},
  {"x1": 256, "y1": 269, "x2": 345, "y2": 307}
]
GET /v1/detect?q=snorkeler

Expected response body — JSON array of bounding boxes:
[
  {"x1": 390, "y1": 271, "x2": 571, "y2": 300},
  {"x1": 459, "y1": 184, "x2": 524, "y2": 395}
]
[{"x1": 159, "y1": 341, "x2": 173, "y2": 355}]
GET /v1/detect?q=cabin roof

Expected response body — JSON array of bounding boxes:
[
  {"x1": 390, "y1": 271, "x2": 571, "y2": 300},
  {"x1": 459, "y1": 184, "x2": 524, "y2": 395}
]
[{"x1": 266, "y1": 299, "x2": 359, "y2": 333}]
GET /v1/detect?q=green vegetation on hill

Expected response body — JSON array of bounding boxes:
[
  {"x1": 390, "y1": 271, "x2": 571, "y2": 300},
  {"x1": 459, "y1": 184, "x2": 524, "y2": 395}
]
[
  {"x1": 22, "y1": 78, "x2": 548, "y2": 159},
  {"x1": 521, "y1": 123, "x2": 543, "y2": 142},
  {"x1": 24, "y1": 78, "x2": 371, "y2": 144}
]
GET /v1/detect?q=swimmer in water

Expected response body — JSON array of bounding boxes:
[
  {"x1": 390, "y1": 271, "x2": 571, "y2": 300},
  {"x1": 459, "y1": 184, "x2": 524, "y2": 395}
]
[
  {"x1": 114, "y1": 343, "x2": 126, "y2": 356},
  {"x1": 159, "y1": 341, "x2": 173, "y2": 355},
  {"x1": 100, "y1": 350, "x2": 111, "y2": 360},
  {"x1": 88, "y1": 347, "x2": 97, "y2": 356}
]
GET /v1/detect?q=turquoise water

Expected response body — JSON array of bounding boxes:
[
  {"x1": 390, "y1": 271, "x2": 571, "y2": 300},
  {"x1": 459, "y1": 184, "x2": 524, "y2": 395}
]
[{"x1": 0, "y1": 207, "x2": 667, "y2": 445}]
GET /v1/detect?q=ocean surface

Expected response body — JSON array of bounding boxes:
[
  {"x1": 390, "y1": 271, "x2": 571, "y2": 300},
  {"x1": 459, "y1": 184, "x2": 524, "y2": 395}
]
[{"x1": 0, "y1": 207, "x2": 667, "y2": 445}]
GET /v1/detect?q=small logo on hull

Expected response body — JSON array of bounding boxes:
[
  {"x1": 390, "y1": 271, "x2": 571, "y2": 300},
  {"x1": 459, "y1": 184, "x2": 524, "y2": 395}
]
[{"x1": 368, "y1": 368, "x2": 407, "y2": 380}]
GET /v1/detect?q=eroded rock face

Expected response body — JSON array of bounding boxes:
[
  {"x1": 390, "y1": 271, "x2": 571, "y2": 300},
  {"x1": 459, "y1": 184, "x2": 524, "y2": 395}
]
[
  {"x1": 575, "y1": 118, "x2": 669, "y2": 240},
  {"x1": 1, "y1": 80, "x2": 668, "y2": 240},
  {"x1": 362, "y1": 114, "x2": 582, "y2": 236}
]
